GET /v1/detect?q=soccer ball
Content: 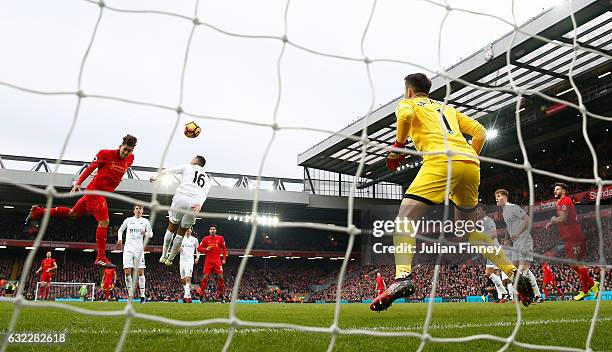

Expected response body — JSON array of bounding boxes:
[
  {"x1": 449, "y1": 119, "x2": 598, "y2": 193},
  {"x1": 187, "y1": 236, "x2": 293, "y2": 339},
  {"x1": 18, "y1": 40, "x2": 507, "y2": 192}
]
[{"x1": 184, "y1": 121, "x2": 201, "y2": 138}]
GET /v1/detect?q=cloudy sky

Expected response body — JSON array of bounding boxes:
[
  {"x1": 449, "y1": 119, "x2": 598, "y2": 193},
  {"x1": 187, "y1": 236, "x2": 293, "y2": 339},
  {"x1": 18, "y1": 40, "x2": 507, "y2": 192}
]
[{"x1": 0, "y1": 0, "x2": 563, "y2": 179}]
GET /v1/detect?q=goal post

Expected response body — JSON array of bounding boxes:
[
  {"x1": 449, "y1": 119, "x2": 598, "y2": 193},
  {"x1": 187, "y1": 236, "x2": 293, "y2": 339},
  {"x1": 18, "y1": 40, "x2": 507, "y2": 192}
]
[{"x1": 34, "y1": 282, "x2": 96, "y2": 302}]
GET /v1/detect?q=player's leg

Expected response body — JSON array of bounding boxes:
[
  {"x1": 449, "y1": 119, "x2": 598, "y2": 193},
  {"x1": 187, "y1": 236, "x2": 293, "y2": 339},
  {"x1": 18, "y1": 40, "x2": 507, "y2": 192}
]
[
  {"x1": 200, "y1": 273, "x2": 209, "y2": 301},
  {"x1": 166, "y1": 226, "x2": 189, "y2": 264},
  {"x1": 216, "y1": 267, "x2": 225, "y2": 302},
  {"x1": 124, "y1": 252, "x2": 134, "y2": 298},
  {"x1": 89, "y1": 196, "x2": 114, "y2": 267},
  {"x1": 485, "y1": 265, "x2": 508, "y2": 302},
  {"x1": 161, "y1": 221, "x2": 179, "y2": 263},
  {"x1": 25, "y1": 196, "x2": 87, "y2": 233},
  {"x1": 371, "y1": 162, "x2": 452, "y2": 311},
  {"x1": 137, "y1": 267, "x2": 146, "y2": 304}
]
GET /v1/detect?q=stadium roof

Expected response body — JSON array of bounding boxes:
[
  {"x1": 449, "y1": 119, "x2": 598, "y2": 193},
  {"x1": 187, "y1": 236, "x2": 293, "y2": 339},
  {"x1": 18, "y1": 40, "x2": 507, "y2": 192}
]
[{"x1": 298, "y1": 0, "x2": 611, "y2": 184}]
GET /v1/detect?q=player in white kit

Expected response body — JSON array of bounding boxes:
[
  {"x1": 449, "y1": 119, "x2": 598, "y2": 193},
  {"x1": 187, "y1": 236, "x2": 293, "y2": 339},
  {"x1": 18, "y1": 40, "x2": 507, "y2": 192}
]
[
  {"x1": 149, "y1": 155, "x2": 212, "y2": 266},
  {"x1": 495, "y1": 189, "x2": 542, "y2": 304},
  {"x1": 117, "y1": 204, "x2": 153, "y2": 304},
  {"x1": 475, "y1": 204, "x2": 508, "y2": 303},
  {"x1": 179, "y1": 228, "x2": 200, "y2": 303}
]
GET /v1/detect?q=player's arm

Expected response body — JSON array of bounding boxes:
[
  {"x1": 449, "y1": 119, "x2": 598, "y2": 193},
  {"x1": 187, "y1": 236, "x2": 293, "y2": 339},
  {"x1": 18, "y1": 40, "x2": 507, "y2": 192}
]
[
  {"x1": 73, "y1": 151, "x2": 106, "y2": 193},
  {"x1": 456, "y1": 111, "x2": 486, "y2": 155},
  {"x1": 387, "y1": 100, "x2": 414, "y2": 170},
  {"x1": 35, "y1": 265, "x2": 42, "y2": 274},
  {"x1": 49, "y1": 261, "x2": 58, "y2": 272},
  {"x1": 144, "y1": 220, "x2": 153, "y2": 239},
  {"x1": 221, "y1": 238, "x2": 227, "y2": 265},
  {"x1": 197, "y1": 239, "x2": 207, "y2": 254},
  {"x1": 117, "y1": 219, "x2": 128, "y2": 249},
  {"x1": 149, "y1": 164, "x2": 186, "y2": 183}
]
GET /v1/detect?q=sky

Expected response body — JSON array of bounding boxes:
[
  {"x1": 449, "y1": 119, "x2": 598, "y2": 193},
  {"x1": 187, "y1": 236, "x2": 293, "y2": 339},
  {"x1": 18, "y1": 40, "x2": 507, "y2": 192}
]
[{"x1": 0, "y1": 0, "x2": 564, "y2": 179}]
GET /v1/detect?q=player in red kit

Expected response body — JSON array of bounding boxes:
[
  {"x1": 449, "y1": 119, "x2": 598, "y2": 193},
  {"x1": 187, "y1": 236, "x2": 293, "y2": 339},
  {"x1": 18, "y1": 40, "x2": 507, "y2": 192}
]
[
  {"x1": 541, "y1": 262, "x2": 563, "y2": 299},
  {"x1": 197, "y1": 225, "x2": 227, "y2": 302},
  {"x1": 101, "y1": 267, "x2": 117, "y2": 301},
  {"x1": 546, "y1": 182, "x2": 599, "y2": 301},
  {"x1": 35, "y1": 251, "x2": 57, "y2": 300},
  {"x1": 25, "y1": 135, "x2": 137, "y2": 268},
  {"x1": 375, "y1": 272, "x2": 386, "y2": 296}
]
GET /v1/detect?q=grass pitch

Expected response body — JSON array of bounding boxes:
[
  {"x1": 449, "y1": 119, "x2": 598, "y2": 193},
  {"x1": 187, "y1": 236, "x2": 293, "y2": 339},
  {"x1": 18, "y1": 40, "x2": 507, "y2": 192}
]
[{"x1": 1, "y1": 300, "x2": 610, "y2": 351}]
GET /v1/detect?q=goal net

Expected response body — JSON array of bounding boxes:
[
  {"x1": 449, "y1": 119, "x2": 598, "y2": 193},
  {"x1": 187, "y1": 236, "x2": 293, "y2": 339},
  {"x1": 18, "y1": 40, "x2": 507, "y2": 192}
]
[
  {"x1": 34, "y1": 282, "x2": 95, "y2": 302},
  {"x1": 0, "y1": 0, "x2": 610, "y2": 351}
]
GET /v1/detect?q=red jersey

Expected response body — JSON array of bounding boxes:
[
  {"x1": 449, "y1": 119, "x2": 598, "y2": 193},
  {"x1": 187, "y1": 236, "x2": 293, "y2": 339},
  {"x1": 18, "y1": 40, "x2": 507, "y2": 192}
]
[
  {"x1": 103, "y1": 268, "x2": 116, "y2": 284},
  {"x1": 542, "y1": 263, "x2": 554, "y2": 281},
  {"x1": 41, "y1": 258, "x2": 56, "y2": 273},
  {"x1": 556, "y1": 196, "x2": 585, "y2": 242},
  {"x1": 376, "y1": 276, "x2": 385, "y2": 290},
  {"x1": 77, "y1": 149, "x2": 134, "y2": 192},
  {"x1": 198, "y1": 235, "x2": 226, "y2": 264}
]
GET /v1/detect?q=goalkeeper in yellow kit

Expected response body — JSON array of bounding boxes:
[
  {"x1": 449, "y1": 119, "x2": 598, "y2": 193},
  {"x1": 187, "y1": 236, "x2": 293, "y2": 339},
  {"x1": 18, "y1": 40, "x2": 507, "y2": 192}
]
[{"x1": 370, "y1": 73, "x2": 532, "y2": 311}]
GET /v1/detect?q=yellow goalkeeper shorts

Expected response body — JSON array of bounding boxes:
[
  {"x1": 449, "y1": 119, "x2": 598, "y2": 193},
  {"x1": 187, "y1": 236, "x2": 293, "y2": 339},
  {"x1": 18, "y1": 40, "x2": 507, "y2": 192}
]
[{"x1": 405, "y1": 160, "x2": 480, "y2": 209}]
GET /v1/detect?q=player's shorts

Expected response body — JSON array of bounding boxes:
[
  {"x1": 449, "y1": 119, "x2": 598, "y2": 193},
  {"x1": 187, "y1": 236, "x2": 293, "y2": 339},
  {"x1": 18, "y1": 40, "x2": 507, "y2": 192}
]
[
  {"x1": 72, "y1": 194, "x2": 109, "y2": 222},
  {"x1": 511, "y1": 236, "x2": 534, "y2": 263},
  {"x1": 102, "y1": 282, "x2": 114, "y2": 291},
  {"x1": 377, "y1": 288, "x2": 385, "y2": 296},
  {"x1": 168, "y1": 194, "x2": 199, "y2": 228},
  {"x1": 180, "y1": 262, "x2": 194, "y2": 278},
  {"x1": 203, "y1": 261, "x2": 223, "y2": 275},
  {"x1": 123, "y1": 250, "x2": 146, "y2": 269},
  {"x1": 405, "y1": 160, "x2": 479, "y2": 209},
  {"x1": 499, "y1": 270, "x2": 508, "y2": 281},
  {"x1": 543, "y1": 277, "x2": 555, "y2": 285},
  {"x1": 564, "y1": 240, "x2": 587, "y2": 260},
  {"x1": 40, "y1": 273, "x2": 52, "y2": 283}
]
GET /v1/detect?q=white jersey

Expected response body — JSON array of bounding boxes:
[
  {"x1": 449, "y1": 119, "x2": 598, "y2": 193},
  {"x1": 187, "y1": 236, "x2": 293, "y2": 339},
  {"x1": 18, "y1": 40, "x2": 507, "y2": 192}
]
[
  {"x1": 502, "y1": 202, "x2": 530, "y2": 239},
  {"x1": 481, "y1": 215, "x2": 499, "y2": 246},
  {"x1": 162, "y1": 164, "x2": 212, "y2": 205},
  {"x1": 180, "y1": 236, "x2": 199, "y2": 265},
  {"x1": 118, "y1": 216, "x2": 153, "y2": 252}
]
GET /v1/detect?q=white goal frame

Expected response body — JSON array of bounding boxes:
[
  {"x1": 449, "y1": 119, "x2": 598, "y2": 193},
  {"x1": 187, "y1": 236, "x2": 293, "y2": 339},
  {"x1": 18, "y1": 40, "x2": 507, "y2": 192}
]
[{"x1": 34, "y1": 282, "x2": 95, "y2": 302}]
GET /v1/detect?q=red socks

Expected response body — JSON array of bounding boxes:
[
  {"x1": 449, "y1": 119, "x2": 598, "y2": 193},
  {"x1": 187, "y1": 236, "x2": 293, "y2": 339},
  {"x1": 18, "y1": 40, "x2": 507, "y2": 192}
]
[
  {"x1": 575, "y1": 267, "x2": 594, "y2": 294},
  {"x1": 104, "y1": 290, "x2": 110, "y2": 300},
  {"x1": 200, "y1": 277, "x2": 208, "y2": 295},
  {"x1": 543, "y1": 287, "x2": 549, "y2": 299},
  {"x1": 50, "y1": 207, "x2": 71, "y2": 217},
  {"x1": 96, "y1": 226, "x2": 108, "y2": 260},
  {"x1": 218, "y1": 277, "x2": 224, "y2": 298}
]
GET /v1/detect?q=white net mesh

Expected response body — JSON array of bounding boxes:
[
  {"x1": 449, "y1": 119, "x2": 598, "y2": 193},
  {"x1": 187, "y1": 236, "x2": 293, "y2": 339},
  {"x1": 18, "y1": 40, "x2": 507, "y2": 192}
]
[{"x1": 0, "y1": 0, "x2": 611, "y2": 351}]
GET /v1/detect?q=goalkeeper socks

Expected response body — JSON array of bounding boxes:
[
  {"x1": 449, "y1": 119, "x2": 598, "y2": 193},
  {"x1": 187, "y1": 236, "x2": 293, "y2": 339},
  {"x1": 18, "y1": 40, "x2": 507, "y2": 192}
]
[
  {"x1": 125, "y1": 275, "x2": 133, "y2": 297},
  {"x1": 488, "y1": 272, "x2": 507, "y2": 298},
  {"x1": 95, "y1": 226, "x2": 108, "y2": 259},
  {"x1": 162, "y1": 230, "x2": 174, "y2": 258},
  {"x1": 526, "y1": 270, "x2": 542, "y2": 297},
  {"x1": 218, "y1": 277, "x2": 224, "y2": 298},
  {"x1": 138, "y1": 275, "x2": 146, "y2": 297},
  {"x1": 184, "y1": 283, "x2": 191, "y2": 298},
  {"x1": 168, "y1": 235, "x2": 183, "y2": 260},
  {"x1": 393, "y1": 221, "x2": 416, "y2": 279}
]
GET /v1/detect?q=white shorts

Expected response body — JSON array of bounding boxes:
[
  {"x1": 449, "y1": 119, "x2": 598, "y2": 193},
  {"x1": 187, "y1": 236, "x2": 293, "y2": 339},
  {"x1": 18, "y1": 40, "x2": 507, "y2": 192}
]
[
  {"x1": 180, "y1": 262, "x2": 194, "y2": 279},
  {"x1": 123, "y1": 250, "x2": 146, "y2": 269},
  {"x1": 512, "y1": 236, "x2": 534, "y2": 263},
  {"x1": 168, "y1": 194, "x2": 198, "y2": 228},
  {"x1": 500, "y1": 270, "x2": 508, "y2": 281}
]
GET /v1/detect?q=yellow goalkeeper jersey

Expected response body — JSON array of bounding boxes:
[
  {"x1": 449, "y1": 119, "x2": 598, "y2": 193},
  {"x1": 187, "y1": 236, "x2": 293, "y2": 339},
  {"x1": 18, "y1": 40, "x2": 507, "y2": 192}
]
[{"x1": 395, "y1": 96, "x2": 486, "y2": 164}]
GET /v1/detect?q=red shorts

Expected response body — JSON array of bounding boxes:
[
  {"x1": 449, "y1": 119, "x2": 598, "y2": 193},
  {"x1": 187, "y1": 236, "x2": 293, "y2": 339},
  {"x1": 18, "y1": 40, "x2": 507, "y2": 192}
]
[
  {"x1": 377, "y1": 288, "x2": 384, "y2": 296},
  {"x1": 72, "y1": 194, "x2": 109, "y2": 222},
  {"x1": 543, "y1": 277, "x2": 555, "y2": 285},
  {"x1": 102, "y1": 282, "x2": 114, "y2": 290},
  {"x1": 41, "y1": 273, "x2": 52, "y2": 283},
  {"x1": 564, "y1": 241, "x2": 587, "y2": 260},
  {"x1": 203, "y1": 261, "x2": 223, "y2": 275}
]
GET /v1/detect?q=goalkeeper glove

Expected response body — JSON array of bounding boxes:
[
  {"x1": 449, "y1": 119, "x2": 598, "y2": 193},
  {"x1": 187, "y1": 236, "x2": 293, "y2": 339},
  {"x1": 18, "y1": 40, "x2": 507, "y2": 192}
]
[{"x1": 386, "y1": 141, "x2": 407, "y2": 171}]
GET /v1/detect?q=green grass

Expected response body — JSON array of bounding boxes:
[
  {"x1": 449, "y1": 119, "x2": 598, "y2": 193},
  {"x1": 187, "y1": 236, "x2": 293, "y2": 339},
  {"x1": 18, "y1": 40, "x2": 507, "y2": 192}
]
[{"x1": 1, "y1": 301, "x2": 611, "y2": 351}]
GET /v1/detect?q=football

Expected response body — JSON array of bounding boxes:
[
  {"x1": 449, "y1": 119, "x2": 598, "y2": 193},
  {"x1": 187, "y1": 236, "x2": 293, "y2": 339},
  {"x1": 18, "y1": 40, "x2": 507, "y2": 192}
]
[{"x1": 184, "y1": 121, "x2": 201, "y2": 138}]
